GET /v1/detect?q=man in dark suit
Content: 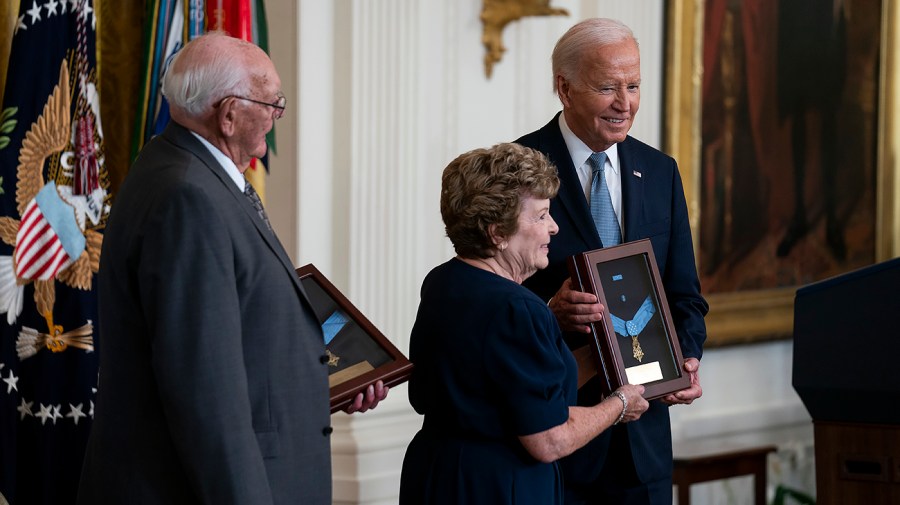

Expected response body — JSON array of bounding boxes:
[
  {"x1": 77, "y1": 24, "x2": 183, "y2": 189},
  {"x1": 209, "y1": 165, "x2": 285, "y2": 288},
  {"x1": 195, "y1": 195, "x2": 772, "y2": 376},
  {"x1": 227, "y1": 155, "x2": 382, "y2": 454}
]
[
  {"x1": 77, "y1": 33, "x2": 386, "y2": 505},
  {"x1": 516, "y1": 18, "x2": 708, "y2": 505}
]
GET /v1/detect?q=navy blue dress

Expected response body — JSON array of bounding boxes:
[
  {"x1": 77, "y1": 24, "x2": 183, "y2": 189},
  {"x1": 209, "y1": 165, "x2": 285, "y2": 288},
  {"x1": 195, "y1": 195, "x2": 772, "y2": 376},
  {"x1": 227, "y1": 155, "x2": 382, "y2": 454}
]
[{"x1": 400, "y1": 258, "x2": 578, "y2": 504}]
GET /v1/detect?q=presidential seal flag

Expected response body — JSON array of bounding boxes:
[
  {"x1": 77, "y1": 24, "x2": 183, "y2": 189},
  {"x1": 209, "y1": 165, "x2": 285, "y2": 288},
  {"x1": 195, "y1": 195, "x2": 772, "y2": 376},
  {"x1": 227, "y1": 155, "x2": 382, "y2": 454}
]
[{"x1": 0, "y1": 1, "x2": 110, "y2": 503}]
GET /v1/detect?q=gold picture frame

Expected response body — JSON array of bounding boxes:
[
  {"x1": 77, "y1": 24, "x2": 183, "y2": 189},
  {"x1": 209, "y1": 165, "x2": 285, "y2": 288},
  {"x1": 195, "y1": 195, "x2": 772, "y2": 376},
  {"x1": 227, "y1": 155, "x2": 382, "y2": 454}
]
[{"x1": 664, "y1": 0, "x2": 899, "y2": 347}]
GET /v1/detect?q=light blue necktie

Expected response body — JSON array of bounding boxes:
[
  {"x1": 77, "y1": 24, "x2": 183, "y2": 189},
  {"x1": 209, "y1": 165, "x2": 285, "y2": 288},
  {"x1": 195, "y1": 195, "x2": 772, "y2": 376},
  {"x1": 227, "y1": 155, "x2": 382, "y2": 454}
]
[{"x1": 589, "y1": 152, "x2": 621, "y2": 246}]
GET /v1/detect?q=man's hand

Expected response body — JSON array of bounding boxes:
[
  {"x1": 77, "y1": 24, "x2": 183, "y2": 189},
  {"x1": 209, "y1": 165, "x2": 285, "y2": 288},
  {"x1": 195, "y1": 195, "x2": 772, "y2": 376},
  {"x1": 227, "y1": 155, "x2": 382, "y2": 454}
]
[
  {"x1": 548, "y1": 278, "x2": 605, "y2": 333},
  {"x1": 661, "y1": 357, "x2": 702, "y2": 405},
  {"x1": 344, "y1": 380, "x2": 389, "y2": 414}
]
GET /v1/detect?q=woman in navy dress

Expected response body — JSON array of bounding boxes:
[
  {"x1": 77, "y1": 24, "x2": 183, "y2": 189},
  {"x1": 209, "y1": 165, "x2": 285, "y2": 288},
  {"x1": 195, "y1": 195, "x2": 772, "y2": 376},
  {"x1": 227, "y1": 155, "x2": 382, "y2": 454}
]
[{"x1": 400, "y1": 143, "x2": 649, "y2": 504}]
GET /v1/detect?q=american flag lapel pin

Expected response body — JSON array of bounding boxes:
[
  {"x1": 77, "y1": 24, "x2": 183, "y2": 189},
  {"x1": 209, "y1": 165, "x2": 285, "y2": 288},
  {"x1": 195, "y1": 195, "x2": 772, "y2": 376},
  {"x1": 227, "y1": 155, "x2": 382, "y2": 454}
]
[{"x1": 633, "y1": 170, "x2": 642, "y2": 178}]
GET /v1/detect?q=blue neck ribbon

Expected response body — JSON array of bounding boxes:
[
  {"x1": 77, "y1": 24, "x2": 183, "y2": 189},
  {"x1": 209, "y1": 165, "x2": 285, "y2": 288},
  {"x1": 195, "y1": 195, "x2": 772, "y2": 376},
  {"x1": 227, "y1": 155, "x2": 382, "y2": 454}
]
[{"x1": 610, "y1": 295, "x2": 655, "y2": 338}]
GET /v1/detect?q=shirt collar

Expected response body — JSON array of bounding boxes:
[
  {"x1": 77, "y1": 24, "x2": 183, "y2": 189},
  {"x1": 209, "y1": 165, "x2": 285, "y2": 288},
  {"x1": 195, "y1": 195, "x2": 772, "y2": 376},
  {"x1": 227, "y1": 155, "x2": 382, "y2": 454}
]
[
  {"x1": 189, "y1": 131, "x2": 246, "y2": 191},
  {"x1": 558, "y1": 113, "x2": 620, "y2": 175}
]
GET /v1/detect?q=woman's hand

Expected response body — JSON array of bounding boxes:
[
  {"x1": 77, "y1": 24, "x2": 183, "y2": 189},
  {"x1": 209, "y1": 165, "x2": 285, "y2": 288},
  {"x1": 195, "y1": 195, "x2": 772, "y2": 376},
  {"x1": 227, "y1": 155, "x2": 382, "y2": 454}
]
[{"x1": 613, "y1": 384, "x2": 649, "y2": 423}]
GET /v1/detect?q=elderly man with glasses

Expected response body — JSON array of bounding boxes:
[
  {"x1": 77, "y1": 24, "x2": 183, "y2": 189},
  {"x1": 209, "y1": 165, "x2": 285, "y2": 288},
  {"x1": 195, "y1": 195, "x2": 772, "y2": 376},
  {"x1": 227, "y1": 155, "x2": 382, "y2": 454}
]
[{"x1": 77, "y1": 32, "x2": 387, "y2": 505}]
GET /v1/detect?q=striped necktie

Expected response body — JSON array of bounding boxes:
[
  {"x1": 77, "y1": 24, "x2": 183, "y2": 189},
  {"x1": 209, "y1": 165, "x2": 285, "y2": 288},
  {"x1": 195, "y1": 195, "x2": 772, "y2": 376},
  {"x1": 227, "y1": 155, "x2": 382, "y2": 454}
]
[{"x1": 244, "y1": 180, "x2": 273, "y2": 233}]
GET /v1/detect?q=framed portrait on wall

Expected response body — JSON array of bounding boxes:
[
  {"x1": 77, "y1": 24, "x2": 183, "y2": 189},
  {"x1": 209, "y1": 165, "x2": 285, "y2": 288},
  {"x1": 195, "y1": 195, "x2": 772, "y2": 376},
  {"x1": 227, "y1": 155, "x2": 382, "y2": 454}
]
[
  {"x1": 664, "y1": 0, "x2": 898, "y2": 346},
  {"x1": 568, "y1": 239, "x2": 690, "y2": 399},
  {"x1": 296, "y1": 264, "x2": 413, "y2": 413}
]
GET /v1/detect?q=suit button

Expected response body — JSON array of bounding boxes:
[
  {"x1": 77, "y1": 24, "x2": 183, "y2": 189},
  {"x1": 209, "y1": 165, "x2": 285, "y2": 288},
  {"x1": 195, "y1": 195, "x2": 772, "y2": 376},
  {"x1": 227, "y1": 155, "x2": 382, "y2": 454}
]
[
  {"x1": 323, "y1": 426, "x2": 333, "y2": 436},
  {"x1": 319, "y1": 354, "x2": 329, "y2": 364}
]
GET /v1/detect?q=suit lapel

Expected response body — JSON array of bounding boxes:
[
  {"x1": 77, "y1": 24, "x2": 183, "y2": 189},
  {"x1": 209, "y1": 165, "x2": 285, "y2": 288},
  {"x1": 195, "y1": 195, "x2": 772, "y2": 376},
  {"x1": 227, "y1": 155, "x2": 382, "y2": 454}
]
[
  {"x1": 618, "y1": 137, "x2": 644, "y2": 243},
  {"x1": 162, "y1": 123, "x2": 314, "y2": 308},
  {"x1": 541, "y1": 115, "x2": 602, "y2": 250}
]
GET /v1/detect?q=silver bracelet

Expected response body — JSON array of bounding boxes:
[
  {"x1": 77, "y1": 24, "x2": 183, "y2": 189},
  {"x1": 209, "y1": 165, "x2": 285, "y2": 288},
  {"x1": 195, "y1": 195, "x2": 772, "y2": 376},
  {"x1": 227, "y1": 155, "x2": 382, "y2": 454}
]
[{"x1": 612, "y1": 390, "x2": 627, "y2": 425}]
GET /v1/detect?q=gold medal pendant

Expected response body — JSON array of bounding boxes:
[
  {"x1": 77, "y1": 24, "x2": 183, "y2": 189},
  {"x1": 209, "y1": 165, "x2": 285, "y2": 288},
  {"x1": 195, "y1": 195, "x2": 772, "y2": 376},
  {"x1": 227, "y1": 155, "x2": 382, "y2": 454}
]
[
  {"x1": 631, "y1": 336, "x2": 644, "y2": 362},
  {"x1": 325, "y1": 349, "x2": 341, "y2": 367},
  {"x1": 614, "y1": 295, "x2": 654, "y2": 363}
]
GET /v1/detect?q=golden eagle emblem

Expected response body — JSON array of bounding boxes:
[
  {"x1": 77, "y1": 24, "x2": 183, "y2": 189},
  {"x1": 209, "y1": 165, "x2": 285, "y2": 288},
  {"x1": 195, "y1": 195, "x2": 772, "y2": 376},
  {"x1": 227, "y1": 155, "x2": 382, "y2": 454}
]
[{"x1": 0, "y1": 60, "x2": 107, "y2": 359}]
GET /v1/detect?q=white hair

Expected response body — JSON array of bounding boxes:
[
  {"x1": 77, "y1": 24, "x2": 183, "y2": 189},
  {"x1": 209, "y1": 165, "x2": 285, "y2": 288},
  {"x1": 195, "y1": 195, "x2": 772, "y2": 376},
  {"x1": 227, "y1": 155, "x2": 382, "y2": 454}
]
[
  {"x1": 551, "y1": 18, "x2": 638, "y2": 93},
  {"x1": 161, "y1": 32, "x2": 255, "y2": 117}
]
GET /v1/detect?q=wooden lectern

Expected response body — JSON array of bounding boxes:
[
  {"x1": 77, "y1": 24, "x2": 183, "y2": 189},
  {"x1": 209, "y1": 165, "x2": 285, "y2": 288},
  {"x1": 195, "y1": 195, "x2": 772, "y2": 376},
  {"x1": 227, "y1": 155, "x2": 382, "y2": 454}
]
[{"x1": 793, "y1": 257, "x2": 900, "y2": 505}]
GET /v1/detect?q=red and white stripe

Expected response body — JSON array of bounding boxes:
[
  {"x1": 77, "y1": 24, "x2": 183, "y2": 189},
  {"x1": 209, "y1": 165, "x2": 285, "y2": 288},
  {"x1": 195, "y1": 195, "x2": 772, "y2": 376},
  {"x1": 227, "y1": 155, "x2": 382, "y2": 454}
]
[{"x1": 14, "y1": 201, "x2": 73, "y2": 280}]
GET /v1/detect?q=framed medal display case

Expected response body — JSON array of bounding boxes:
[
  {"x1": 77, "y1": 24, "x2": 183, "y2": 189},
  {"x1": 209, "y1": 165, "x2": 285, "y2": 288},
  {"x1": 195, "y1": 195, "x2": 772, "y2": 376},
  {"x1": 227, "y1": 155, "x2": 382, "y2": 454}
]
[
  {"x1": 568, "y1": 239, "x2": 690, "y2": 399},
  {"x1": 296, "y1": 264, "x2": 414, "y2": 413}
]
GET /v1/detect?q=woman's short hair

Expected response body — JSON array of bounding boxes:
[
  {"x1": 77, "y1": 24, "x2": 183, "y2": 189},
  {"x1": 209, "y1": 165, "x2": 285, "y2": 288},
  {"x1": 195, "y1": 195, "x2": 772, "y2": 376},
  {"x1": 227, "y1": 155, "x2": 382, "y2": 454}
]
[
  {"x1": 441, "y1": 143, "x2": 560, "y2": 259},
  {"x1": 161, "y1": 32, "x2": 255, "y2": 117},
  {"x1": 552, "y1": 18, "x2": 637, "y2": 93}
]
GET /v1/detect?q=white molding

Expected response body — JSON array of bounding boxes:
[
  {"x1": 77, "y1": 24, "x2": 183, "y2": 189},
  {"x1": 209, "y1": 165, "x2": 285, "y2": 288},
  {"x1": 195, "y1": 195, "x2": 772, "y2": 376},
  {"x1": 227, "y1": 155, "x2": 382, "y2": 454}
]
[
  {"x1": 678, "y1": 401, "x2": 811, "y2": 441},
  {"x1": 331, "y1": 386, "x2": 421, "y2": 504},
  {"x1": 295, "y1": 0, "x2": 337, "y2": 272},
  {"x1": 348, "y1": 0, "x2": 428, "y2": 353}
]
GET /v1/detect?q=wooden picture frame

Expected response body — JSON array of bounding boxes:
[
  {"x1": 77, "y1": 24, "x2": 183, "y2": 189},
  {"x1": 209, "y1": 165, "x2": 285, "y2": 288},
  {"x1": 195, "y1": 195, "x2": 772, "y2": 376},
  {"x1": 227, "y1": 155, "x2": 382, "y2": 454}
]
[
  {"x1": 296, "y1": 264, "x2": 413, "y2": 413},
  {"x1": 664, "y1": 1, "x2": 899, "y2": 347},
  {"x1": 568, "y1": 239, "x2": 690, "y2": 400}
]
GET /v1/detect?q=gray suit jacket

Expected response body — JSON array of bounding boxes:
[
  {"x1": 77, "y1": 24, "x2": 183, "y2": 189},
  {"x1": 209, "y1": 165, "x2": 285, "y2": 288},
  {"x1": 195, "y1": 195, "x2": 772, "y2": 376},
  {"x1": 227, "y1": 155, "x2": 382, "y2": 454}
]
[{"x1": 77, "y1": 122, "x2": 333, "y2": 504}]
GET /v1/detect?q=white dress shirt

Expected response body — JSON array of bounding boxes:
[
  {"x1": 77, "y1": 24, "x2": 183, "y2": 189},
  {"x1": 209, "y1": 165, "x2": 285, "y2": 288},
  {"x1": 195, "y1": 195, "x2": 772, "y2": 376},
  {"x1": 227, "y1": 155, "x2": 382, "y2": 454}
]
[
  {"x1": 558, "y1": 113, "x2": 623, "y2": 232},
  {"x1": 190, "y1": 131, "x2": 246, "y2": 191}
]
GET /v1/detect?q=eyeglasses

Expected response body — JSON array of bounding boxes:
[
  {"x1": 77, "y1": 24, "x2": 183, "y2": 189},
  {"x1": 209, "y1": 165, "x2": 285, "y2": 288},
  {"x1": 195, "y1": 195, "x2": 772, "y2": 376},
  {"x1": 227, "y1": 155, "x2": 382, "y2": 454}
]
[{"x1": 228, "y1": 92, "x2": 286, "y2": 119}]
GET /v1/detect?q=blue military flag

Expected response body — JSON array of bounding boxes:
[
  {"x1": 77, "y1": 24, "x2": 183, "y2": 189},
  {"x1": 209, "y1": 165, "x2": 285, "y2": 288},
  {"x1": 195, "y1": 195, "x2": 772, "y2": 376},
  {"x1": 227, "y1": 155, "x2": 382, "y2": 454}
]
[
  {"x1": 0, "y1": 0, "x2": 110, "y2": 503},
  {"x1": 134, "y1": 0, "x2": 275, "y2": 185},
  {"x1": 132, "y1": 0, "x2": 205, "y2": 158}
]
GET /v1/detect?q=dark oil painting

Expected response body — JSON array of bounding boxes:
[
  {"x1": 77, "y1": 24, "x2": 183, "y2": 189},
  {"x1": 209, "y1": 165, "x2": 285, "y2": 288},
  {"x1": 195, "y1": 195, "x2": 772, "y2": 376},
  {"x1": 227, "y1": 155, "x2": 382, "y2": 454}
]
[{"x1": 698, "y1": 0, "x2": 881, "y2": 294}]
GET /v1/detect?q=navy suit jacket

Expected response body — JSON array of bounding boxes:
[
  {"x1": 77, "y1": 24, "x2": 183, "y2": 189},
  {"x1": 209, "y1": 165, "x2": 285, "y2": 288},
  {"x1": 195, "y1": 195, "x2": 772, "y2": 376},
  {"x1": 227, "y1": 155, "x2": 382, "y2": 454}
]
[
  {"x1": 78, "y1": 122, "x2": 333, "y2": 504},
  {"x1": 516, "y1": 113, "x2": 708, "y2": 485}
]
